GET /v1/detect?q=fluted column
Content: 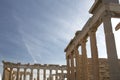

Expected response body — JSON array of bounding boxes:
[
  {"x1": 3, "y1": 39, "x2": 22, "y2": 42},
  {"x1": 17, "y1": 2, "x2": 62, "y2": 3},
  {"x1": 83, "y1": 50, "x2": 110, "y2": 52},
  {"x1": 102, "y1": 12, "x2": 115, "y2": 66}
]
[
  {"x1": 59, "y1": 70, "x2": 62, "y2": 80},
  {"x1": 20, "y1": 73, "x2": 22, "y2": 80},
  {"x1": 2, "y1": 67, "x2": 6, "y2": 80},
  {"x1": 49, "y1": 69, "x2": 52, "y2": 80},
  {"x1": 29, "y1": 74, "x2": 31, "y2": 80},
  {"x1": 43, "y1": 69, "x2": 46, "y2": 80},
  {"x1": 61, "y1": 70, "x2": 63, "y2": 80},
  {"x1": 89, "y1": 28, "x2": 99, "y2": 80},
  {"x1": 71, "y1": 54, "x2": 75, "y2": 80},
  {"x1": 9, "y1": 68, "x2": 13, "y2": 80},
  {"x1": 51, "y1": 76, "x2": 53, "y2": 80},
  {"x1": 11, "y1": 73, "x2": 14, "y2": 80},
  {"x1": 81, "y1": 39, "x2": 88, "y2": 80},
  {"x1": 74, "y1": 49, "x2": 81, "y2": 80},
  {"x1": 55, "y1": 70, "x2": 58, "y2": 80},
  {"x1": 102, "y1": 12, "x2": 120, "y2": 80},
  {"x1": 37, "y1": 69, "x2": 40, "y2": 80},
  {"x1": 30, "y1": 69, "x2": 33, "y2": 80},
  {"x1": 66, "y1": 55, "x2": 70, "y2": 80},
  {"x1": 16, "y1": 68, "x2": 20, "y2": 80},
  {"x1": 12, "y1": 74, "x2": 16, "y2": 80},
  {"x1": 24, "y1": 68, "x2": 26, "y2": 80}
]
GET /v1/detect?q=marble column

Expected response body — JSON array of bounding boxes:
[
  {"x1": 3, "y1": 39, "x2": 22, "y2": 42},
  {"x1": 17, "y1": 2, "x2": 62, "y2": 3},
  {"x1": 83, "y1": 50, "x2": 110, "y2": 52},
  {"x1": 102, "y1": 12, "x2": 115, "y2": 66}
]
[
  {"x1": 16, "y1": 68, "x2": 20, "y2": 80},
  {"x1": 81, "y1": 39, "x2": 88, "y2": 80},
  {"x1": 2, "y1": 67, "x2": 6, "y2": 80},
  {"x1": 12, "y1": 73, "x2": 16, "y2": 80},
  {"x1": 43, "y1": 69, "x2": 46, "y2": 80},
  {"x1": 9, "y1": 68, "x2": 13, "y2": 80},
  {"x1": 55, "y1": 70, "x2": 58, "y2": 80},
  {"x1": 89, "y1": 29, "x2": 99, "y2": 80},
  {"x1": 37, "y1": 69, "x2": 40, "y2": 80},
  {"x1": 49, "y1": 69, "x2": 52, "y2": 80},
  {"x1": 24, "y1": 68, "x2": 26, "y2": 80},
  {"x1": 71, "y1": 54, "x2": 75, "y2": 80},
  {"x1": 51, "y1": 76, "x2": 53, "y2": 80},
  {"x1": 20, "y1": 73, "x2": 22, "y2": 80},
  {"x1": 29, "y1": 74, "x2": 31, "y2": 80},
  {"x1": 66, "y1": 56, "x2": 70, "y2": 80},
  {"x1": 30, "y1": 69, "x2": 33, "y2": 80},
  {"x1": 102, "y1": 12, "x2": 120, "y2": 80},
  {"x1": 61, "y1": 70, "x2": 63, "y2": 80},
  {"x1": 74, "y1": 49, "x2": 81, "y2": 80},
  {"x1": 80, "y1": 55, "x2": 83, "y2": 80}
]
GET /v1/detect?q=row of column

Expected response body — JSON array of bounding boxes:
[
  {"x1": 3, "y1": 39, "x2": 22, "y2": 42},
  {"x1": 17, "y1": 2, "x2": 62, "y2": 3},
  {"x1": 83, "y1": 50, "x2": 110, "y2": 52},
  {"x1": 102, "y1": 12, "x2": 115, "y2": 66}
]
[
  {"x1": 2, "y1": 66, "x2": 66, "y2": 80},
  {"x1": 66, "y1": 38, "x2": 92, "y2": 80},
  {"x1": 47, "y1": 70, "x2": 66, "y2": 80},
  {"x1": 66, "y1": 12, "x2": 120, "y2": 80},
  {"x1": 4, "y1": 68, "x2": 38, "y2": 80}
]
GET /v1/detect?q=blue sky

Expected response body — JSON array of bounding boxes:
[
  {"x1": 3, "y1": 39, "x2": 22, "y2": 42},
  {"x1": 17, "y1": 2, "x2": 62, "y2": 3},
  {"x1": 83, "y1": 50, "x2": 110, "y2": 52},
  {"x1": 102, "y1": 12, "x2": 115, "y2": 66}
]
[
  {"x1": 0, "y1": 0, "x2": 120, "y2": 77},
  {"x1": 0, "y1": 0, "x2": 94, "y2": 65}
]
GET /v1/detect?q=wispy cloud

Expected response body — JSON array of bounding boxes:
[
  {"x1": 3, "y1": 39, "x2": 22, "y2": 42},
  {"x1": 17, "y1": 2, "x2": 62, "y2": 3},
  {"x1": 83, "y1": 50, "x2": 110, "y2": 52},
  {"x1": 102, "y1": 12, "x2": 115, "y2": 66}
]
[{"x1": 0, "y1": 0, "x2": 107, "y2": 65}]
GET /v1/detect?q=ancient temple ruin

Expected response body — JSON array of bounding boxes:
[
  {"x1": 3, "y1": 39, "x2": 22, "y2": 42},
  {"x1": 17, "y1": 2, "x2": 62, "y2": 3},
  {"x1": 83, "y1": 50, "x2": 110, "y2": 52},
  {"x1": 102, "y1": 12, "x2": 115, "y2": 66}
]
[
  {"x1": 2, "y1": 61, "x2": 67, "y2": 80},
  {"x1": 2, "y1": 0, "x2": 120, "y2": 80},
  {"x1": 64, "y1": 0, "x2": 120, "y2": 80}
]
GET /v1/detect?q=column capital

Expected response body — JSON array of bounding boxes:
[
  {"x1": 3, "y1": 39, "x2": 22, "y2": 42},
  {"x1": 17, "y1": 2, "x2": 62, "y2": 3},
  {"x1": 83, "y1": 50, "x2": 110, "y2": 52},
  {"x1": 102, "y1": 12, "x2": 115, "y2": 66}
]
[
  {"x1": 31, "y1": 68, "x2": 33, "y2": 71},
  {"x1": 24, "y1": 68, "x2": 27, "y2": 74},
  {"x1": 72, "y1": 46, "x2": 78, "y2": 52},
  {"x1": 69, "y1": 53, "x2": 73, "y2": 58},
  {"x1": 66, "y1": 55, "x2": 70, "y2": 59},
  {"x1": 24, "y1": 68, "x2": 26, "y2": 72},
  {"x1": 37, "y1": 69, "x2": 40, "y2": 71},
  {"x1": 10, "y1": 67, "x2": 13, "y2": 69},
  {"x1": 73, "y1": 47, "x2": 78, "y2": 51},
  {"x1": 101, "y1": 10, "x2": 114, "y2": 19},
  {"x1": 17, "y1": 67, "x2": 20, "y2": 70},
  {"x1": 73, "y1": 48, "x2": 79, "y2": 56},
  {"x1": 88, "y1": 28, "x2": 97, "y2": 35},
  {"x1": 81, "y1": 38, "x2": 87, "y2": 44}
]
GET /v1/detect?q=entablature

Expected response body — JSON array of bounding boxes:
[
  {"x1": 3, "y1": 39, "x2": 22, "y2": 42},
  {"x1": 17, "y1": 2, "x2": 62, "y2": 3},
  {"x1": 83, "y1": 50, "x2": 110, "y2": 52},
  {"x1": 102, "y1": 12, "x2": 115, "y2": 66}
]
[{"x1": 65, "y1": 3, "x2": 120, "y2": 56}]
